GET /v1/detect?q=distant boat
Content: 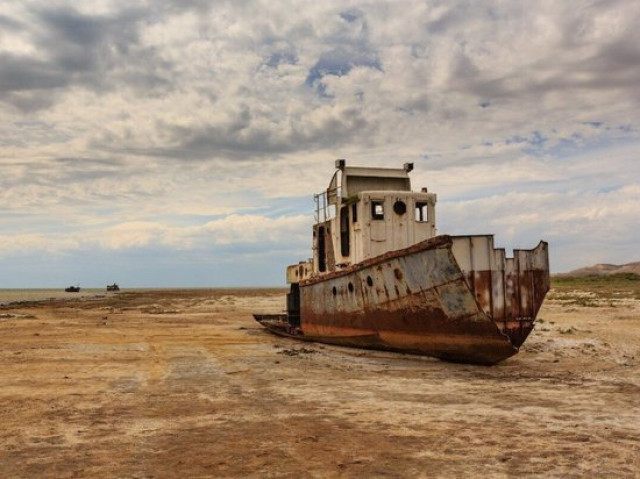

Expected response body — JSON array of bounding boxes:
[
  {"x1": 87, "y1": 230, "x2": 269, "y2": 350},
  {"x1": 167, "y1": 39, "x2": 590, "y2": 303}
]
[
  {"x1": 106, "y1": 283, "x2": 120, "y2": 292},
  {"x1": 65, "y1": 286, "x2": 80, "y2": 293}
]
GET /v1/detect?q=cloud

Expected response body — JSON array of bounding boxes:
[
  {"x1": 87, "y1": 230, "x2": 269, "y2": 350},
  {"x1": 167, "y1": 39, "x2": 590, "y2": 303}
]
[
  {"x1": 1, "y1": 0, "x2": 639, "y2": 285},
  {"x1": 201, "y1": 214, "x2": 309, "y2": 245},
  {"x1": 305, "y1": 8, "x2": 382, "y2": 95},
  {"x1": 0, "y1": 214, "x2": 310, "y2": 258},
  {"x1": 0, "y1": 3, "x2": 177, "y2": 112}
]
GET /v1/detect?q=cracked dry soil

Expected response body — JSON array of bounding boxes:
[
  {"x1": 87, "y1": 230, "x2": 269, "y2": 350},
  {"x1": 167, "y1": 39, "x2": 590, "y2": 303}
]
[{"x1": 1, "y1": 288, "x2": 639, "y2": 478}]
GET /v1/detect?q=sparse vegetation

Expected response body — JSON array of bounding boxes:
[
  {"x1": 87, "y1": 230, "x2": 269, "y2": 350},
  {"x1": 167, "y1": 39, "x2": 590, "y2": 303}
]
[{"x1": 551, "y1": 273, "x2": 640, "y2": 301}]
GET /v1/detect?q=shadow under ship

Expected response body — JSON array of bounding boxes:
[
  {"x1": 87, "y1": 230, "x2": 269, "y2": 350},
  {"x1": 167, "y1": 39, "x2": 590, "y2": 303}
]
[{"x1": 254, "y1": 160, "x2": 549, "y2": 365}]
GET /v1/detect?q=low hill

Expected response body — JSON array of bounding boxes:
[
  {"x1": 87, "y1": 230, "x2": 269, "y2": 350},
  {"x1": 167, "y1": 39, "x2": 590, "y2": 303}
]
[{"x1": 560, "y1": 262, "x2": 640, "y2": 277}]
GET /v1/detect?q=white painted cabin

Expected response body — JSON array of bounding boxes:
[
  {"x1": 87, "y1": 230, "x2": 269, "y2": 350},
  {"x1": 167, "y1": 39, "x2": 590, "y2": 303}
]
[{"x1": 287, "y1": 160, "x2": 437, "y2": 283}]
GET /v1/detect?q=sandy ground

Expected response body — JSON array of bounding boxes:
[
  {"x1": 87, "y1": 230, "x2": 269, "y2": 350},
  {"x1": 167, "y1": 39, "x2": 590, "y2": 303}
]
[{"x1": 1, "y1": 288, "x2": 639, "y2": 478}]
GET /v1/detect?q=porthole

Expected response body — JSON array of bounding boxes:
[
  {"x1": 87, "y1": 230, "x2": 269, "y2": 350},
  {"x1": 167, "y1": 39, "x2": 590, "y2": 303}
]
[
  {"x1": 348, "y1": 282, "x2": 354, "y2": 293},
  {"x1": 393, "y1": 200, "x2": 407, "y2": 215},
  {"x1": 394, "y1": 268, "x2": 403, "y2": 280},
  {"x1": 366, "y1": 276, "x2": 374, "y2": 287},
  {"x1": 332, "y1": 286, "x2": 337, "y2": 296}
]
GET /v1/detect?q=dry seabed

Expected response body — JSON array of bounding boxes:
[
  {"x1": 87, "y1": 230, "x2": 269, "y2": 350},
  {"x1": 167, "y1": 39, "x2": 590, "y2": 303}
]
[{"x1": 1, "y1": 288, "x2": 639, "y2": 477}]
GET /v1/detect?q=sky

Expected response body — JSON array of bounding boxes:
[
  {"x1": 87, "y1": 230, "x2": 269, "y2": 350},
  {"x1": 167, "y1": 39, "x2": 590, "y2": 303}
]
[{"x1": 1, "y1": 0, "x2": 639, "y2": 287}]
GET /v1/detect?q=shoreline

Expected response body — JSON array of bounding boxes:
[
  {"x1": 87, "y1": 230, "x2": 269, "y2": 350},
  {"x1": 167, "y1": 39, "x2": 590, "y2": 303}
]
[{"x1": 0, "y1": 286, "x2": 287, "y2": 307}]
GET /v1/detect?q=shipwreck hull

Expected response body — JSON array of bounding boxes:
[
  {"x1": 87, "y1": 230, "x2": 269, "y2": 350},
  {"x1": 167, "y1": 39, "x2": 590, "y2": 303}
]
[
  {"x1": 254, "y1": 162, "x2": 550, "y2": 365},
  {"x1": 291, "y1": 235, "x2": 549, "y2": 365},
  {"x1": 256, "y1": 315, "x2": 518, "y2": 365}
]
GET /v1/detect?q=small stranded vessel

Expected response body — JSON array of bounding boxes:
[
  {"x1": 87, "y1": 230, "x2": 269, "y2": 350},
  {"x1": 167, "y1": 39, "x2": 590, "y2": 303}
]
[{"x1": 254, "y1": 160, "x2": 549, "y2": 365}]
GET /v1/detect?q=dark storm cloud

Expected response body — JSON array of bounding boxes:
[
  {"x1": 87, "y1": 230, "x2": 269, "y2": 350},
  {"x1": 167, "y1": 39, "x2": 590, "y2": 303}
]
[
  {"x1": 38, "y1": 8, "x2": 115, "y2": 47},
  {"x1": 0, "y1": 5, "x2": 176, "y2": 112},
  {"x1": 94, "y1": 104, "x2": 371, "y2": 161},
  {"x1": 0, "y1": 14, "x2": 23, "y2": 30},
  {"x1": 445, "y1": 1, "x2": 640, "y2": 104},
  {"x1": 533, "y1": 38, "x2": 640, "y2": 94},
  {"x1": 573, "y1": 39, "x2": 640, "y2": 89},
  {"x1": 448, "y1": 37, "x2": 640, "y2": 107},
  {"x1": 0, "y1": 54, "x2": 68, "y2": 91}
]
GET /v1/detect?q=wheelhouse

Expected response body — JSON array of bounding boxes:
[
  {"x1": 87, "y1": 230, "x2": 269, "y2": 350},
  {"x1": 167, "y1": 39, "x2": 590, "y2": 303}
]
[{"x1": 287, "y1": 160, "x2": 437, "y2": 283}]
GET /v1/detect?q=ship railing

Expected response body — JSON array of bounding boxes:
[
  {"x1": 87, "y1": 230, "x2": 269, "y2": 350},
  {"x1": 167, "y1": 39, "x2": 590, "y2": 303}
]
[{"x1": 314, "y1": 188, "x2": 338, "y2": 223}]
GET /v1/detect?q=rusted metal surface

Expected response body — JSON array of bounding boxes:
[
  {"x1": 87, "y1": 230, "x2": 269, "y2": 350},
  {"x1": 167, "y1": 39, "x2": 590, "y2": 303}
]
[
  {"x1": 254, "y1": 161, "x2": 550, "y2": 365},
  {"x1": 291, "y1": 235, "x2": 548, "y2": 365},
  {"x1": 451, "y1": 236, "x2": 549, "y2": 348},
  {"x1": 286, "y1": 261, "x2": 313, "y2": 284},
  {"x1": 301, "y1": 235, "x2": 452, "y2": 285}
]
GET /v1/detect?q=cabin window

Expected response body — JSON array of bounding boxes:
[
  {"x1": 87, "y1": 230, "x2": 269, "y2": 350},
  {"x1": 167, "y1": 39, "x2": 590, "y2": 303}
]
[
  {"x1": 371, "y1": 200, "x2": 384, "y2": 220},
  {"x1": 415, "y1": 201, "x2": 429, "y2": 222},
  {"x1": 351, "y1": 202, "x2": 358, "y2": 223},
  {"x1": 340, "y1": 206, "x2": 350, "y2": 257},
  {"x1": 393, "y1": 200, "x2": 407, "y2": 215}
]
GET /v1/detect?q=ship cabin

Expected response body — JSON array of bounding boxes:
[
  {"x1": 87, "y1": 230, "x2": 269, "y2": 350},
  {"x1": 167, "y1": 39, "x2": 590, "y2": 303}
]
[{"x1": 287, "y1": 160, "x2": 437, "y2": 284}]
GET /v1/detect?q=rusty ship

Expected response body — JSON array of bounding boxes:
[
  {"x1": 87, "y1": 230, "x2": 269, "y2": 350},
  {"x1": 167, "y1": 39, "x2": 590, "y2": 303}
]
[{"x1": 254, "y1": 160, "x2": 550, "y2": 365}]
